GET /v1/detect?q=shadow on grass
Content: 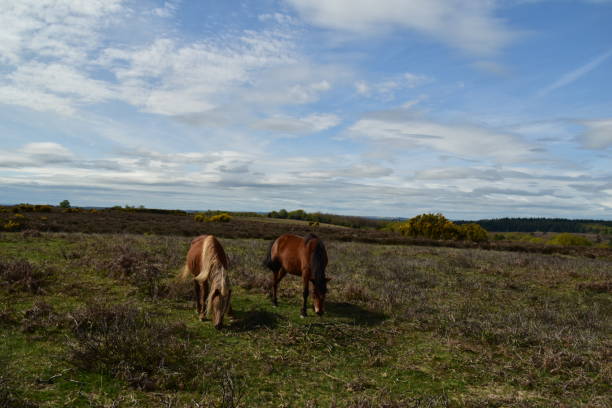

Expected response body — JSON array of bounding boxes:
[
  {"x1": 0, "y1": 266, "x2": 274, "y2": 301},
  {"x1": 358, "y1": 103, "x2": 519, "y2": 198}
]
[
  {"x1": 227, "y1": 309, "x2": 281, "y2": 332},
  {"x1": 325, "y1": 302, "x2": 387, "y2": 326}
]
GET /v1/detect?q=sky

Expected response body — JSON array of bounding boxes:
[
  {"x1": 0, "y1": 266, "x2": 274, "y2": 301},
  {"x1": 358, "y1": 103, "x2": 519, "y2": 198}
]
[{"x1": 0, "y1": 0, "x2": 611, "y2": 220}]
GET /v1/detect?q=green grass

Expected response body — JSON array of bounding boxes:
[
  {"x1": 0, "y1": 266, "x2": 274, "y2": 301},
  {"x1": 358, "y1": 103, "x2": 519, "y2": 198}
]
[{"x1": 1, "y1": 232, "x2": 610, "y2": 407}]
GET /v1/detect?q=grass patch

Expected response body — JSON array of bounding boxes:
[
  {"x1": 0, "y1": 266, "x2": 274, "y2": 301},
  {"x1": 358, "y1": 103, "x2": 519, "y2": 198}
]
[{"x1": 0, "y1": 232, "x2": 610, "y2": 406}]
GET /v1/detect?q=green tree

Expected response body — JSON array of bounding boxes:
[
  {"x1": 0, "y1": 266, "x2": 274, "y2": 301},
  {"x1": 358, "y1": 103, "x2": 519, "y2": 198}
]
[
  {"x1": 59, "y1": 200, "x2": 71, "y2": 208},
  {"x1": 398, "y1": 213, "x2": 488, "y2": 242}
]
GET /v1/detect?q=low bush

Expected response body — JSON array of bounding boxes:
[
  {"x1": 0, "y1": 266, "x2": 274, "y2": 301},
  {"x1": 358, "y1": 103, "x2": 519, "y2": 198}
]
[
  {"x1": 3, "y1": 220, "x2": 22, "y2": 231},
  {"x1": 0, "y1": 259, "x2": 52, "y2": 293},
  {"x1": 63, "y1": 207, "x2": 83, "y2": 213},
  {"x1": 67, "y1": 302, "x2": 208, "y2": 391},
  {"x1": 194, "y1": 212, "x2": 232, "y2": 223},
  {"x1": 548, "y1": 233, "x2": 592, "y2": 247},
  {"x1": 0, "y1": 372, "x2": 38, "y2": 408},
  {"x1": 21, "y1": 301, "x2": 65, "y2": 333},
  {"x1": 209, "y1": 213, "x2": 232, "y2": 222}
]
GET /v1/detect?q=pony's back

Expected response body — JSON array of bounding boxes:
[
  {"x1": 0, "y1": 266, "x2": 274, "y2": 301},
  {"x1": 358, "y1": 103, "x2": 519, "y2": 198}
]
[{"x1": 182, "y1": 235, "x2": 228, "y2": 281}]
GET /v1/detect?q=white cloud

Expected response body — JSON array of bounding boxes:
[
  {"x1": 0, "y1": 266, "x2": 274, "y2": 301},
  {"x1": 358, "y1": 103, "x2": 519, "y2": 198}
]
[
  {"x1": 0, "y1": 0, "x2": 124, "y2": 65},
  {"x1": 259, "y1": 13, "x2": 297, "y2": 25},
  {"x1": 403, "y1": 72, "x2": 431, "y2": 88},
  {"x1": 0, "y1": 62, "x2": 116, "y2": 115},
  {"x1": 472, "y1": 60, "x2": 510, "y2": 76},
  {"x1": 286, "y1": 0, "x2": 518, "y2": 55},
  {"x1": 253, "y1": 113, "x2": 340, "y2": 135},
  {"x1": 578, "y1": 119, "x2": 612, "y2": 149},
  {"x1": 355, "y1": 80, "x2": 369, "y2": 95},
  {"x1": 322, "y1": 164, "x2": 393, "y2": 178},
  {"x1": 0, "y1": 142, "x2": 74, "y2": 167},
  {"x1": 0, "y1": 1, "x2": 303, "y2": 117},
  {"x1": 100, "y1": 32, "x2": 296, "y2": 115},
  {"x1": 345, "y1": 115, "x2": 534, "y2": 163},
  {"x1": 354, "y1": 73, "x2": 431, "y2": 100},
  {"x1": 152, "y1": 1, "x2": 180, "y2": 18},
  {"x1": 0, "y1": 86, "x2": 76, "y2": 115}
]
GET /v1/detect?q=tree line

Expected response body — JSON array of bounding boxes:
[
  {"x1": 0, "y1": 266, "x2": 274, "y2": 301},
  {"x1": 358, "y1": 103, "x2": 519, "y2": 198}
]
[{"x1": 455, "y1": 218, "x2": 612, "y2": 234}]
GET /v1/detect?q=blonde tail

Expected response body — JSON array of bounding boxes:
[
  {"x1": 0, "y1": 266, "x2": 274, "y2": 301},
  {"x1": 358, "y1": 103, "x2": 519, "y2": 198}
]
[{"x1": 178, "y1": 264, "x2": 192, "y2": 281}]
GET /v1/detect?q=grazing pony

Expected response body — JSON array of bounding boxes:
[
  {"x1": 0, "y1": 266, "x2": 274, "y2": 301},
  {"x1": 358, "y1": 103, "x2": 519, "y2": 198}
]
[
  {"x1": 263, "y1": 233, "x2": 329, "y2": 317},
  {"x1": 180, "y1": 235, "x2": 231, "y2": 329}
]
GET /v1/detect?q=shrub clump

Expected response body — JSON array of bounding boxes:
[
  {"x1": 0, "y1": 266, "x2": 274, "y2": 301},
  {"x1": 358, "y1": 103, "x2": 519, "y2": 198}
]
[
  {"x1": 21, "y1": 301, "x2": 65, "y2": 333},
  {"x1": 67, "y1": 302, "x2": 207, "y2": 391},
  {"x1": 395, "y1": 213, "x2": 488, "y2": 242},
  {"x1": 63, "y1": 207, "x2": 83, "y2": 213},
  {"x1": 2, "y1": 220, "x2": 22, "y2": 231},
  {"x1": 194, "y1": 212, "x2": 232, "y2": 223},
  {"x1": 548, "y1": 233, "x2": 592, "y2": 247},
  {"x1": 0, "y1": 374, "x2": 38, "y2": 408},
  {"x1": 0, "y1": 259, "x2": 52, "y2": 293},
  {"x1": 106, "y1": 246, "x2": 168, "y2": 299}
]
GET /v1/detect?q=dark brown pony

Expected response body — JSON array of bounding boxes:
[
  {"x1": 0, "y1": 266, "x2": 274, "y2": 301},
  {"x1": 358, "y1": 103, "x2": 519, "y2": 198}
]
[
  {"x1": 263, "y1": 233, "x2": 329, "y2": 317},
  {"x1": 180, "y1": 235, "x2": 231, "y2": 329}
]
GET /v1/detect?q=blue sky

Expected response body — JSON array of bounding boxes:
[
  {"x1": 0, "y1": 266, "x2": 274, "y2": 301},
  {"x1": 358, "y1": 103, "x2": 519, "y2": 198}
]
[{"x1": 1, "y1": 0, "x2": 611, "y2": 219}]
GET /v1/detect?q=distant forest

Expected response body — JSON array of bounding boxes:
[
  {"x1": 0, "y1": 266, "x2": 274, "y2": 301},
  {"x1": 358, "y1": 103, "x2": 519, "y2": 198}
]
[{"x1": 456, "y1": 218, "x2": 612, "y2": 234}]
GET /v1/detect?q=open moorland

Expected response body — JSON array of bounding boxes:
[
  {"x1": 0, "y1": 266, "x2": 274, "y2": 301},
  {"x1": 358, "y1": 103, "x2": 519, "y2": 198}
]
[
  {"x1": 1, "y1": 221, "x2": 610, "y2": 407},
  {"x1": 1, "y1": 207, "x2": 610, "y2": 257}
]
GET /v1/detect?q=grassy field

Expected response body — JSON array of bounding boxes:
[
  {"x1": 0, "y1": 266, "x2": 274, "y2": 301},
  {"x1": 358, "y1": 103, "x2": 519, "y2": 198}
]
[{"x1": 1, "y1": 231, "x2": 610, "y2": 407}]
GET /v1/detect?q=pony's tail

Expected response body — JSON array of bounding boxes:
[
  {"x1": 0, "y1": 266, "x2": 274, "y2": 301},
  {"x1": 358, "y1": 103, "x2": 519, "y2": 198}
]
[
  {"x1": 311, "y1": 239, "x2": 328, "y2": 295},
  {"x1": 178, "y1": 264, "x2": 191, "y2": 281},
  {"x1": 262, "y1": 240, "x2": 281, "y2": 272}
]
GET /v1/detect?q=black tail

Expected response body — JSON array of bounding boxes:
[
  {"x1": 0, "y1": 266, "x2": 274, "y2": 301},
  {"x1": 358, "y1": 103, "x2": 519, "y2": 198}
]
[
  {"x1": 263, "y1": 239, "x2": 281, "y2": 272},
  {"x1": 311, "y1": 238, "x2": 328, "y2": 295}
]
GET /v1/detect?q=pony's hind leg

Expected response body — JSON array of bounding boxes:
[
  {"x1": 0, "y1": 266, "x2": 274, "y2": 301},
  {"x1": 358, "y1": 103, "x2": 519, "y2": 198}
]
[
  {"x1": 271, "y1": 268, "x2": 286, "y2": 307},
  {"x1": 301, "y1": 275, "x2": 309, "y2": 318}
]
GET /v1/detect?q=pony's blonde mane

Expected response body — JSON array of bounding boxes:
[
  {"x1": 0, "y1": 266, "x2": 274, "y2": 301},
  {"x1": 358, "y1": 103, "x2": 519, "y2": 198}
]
[
  {"x1": 194, "y1": 236, "x2": 230, "y2": 318},
  {"x1": 205, "y1": 266, "x2": 230, "y2": 318}
]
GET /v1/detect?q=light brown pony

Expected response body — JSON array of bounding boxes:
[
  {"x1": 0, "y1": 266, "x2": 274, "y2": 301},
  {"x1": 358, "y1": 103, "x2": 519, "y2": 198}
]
[
  {"x1": 180, "y1": 235, "x2": 231, "y2": 329},
  {"x1": 263, "y1": 233, "x2": 329, "y2": 317}
]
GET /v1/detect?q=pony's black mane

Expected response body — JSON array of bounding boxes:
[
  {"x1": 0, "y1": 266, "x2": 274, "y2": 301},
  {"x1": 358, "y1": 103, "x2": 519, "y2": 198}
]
[
  {"x1": 304, "y1": 233, "x2": 318, "y2": 244},
  {"x1": 307, "y1": 234, "x2": 327, "y2": 295}
]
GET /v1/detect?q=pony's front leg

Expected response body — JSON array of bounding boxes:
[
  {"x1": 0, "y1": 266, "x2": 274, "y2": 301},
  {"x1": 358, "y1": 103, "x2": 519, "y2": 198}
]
[
  {"x1": 198, "y1": 280, "x2": 208, "y2": 321},
  {"x1": 301, "y1": 277, "x2": 309, "y2": 318},
  {"x1": 194, "y1": 280, "x2": 201, "y2": 315},
  {"x1": 271, "y1": 272, "x2": 278, "y2": 306}
]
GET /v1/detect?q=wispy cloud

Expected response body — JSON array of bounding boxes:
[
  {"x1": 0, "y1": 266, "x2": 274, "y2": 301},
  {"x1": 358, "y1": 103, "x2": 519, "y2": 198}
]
[
  {"x1": 344, "y1": 113, "x2": 535, "y2": 164},
  {"x1": 537, "y1": 48, "x2": 612, "y2": 97},
  {"x1": 578, "y1": 118, "x2": 612, "y2": 149},
  {"x1": 285, "y1": 0, "x2": 519, "y2": 55},
  {"x1": 252, "y1": 113, "x2": 340, "y2": 136}
]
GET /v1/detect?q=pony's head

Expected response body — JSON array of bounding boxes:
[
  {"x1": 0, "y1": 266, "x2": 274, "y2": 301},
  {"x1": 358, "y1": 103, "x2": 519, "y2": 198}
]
[
  {"x1": 311, "y1": 277, "x2": 331, "y2": 316},
  {"x1": 207, "y1": 267, "x2": 231, "y2": 329}
]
